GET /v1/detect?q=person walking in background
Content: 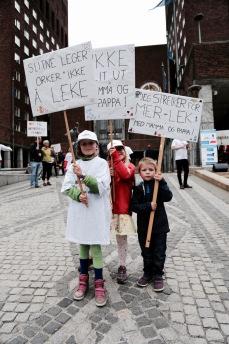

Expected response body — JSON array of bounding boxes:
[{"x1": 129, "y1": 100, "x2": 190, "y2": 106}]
[
  {"x1": 57, "y1": 151, "x2": 65, "y2": 175},
  {"x1": 0, "y1": 144, "x2": 12, "y2": 168},
  {"x1": 131, "y1": 157, "x2": 173, "y2": 291},
  {"x1": 30, "y1": 137, "x2": 42, "y2": 188},
  {"x1": 171, "y1": 139, "x2": 192, "y2": 189},
  {"x1": 41, "y1": 140, "x2": 53, "y2": 186},
  {"x1": 107, "y1": 140, "x2": 136, "y2": 284},
  {"x1": 61, "y1": 130, "x2": 111, "y2": 307}
]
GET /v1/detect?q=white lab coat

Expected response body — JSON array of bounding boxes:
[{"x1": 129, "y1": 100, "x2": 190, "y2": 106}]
[{"x1": 61, "y1": 156, "x2": 111, "y2": 245}]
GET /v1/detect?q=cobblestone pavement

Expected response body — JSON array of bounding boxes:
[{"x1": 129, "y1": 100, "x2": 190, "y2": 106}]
[{"x1": 0, "y1": 174, "x2": 229, "y2": 344}]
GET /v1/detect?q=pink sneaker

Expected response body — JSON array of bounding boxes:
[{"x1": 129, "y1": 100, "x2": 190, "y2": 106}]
[
  {"x1": 94, "y1": 279, "x2": 107, "y2": 307},
  {"x1": 73, "y1": 274, "x2": 89, "y2": 300}
]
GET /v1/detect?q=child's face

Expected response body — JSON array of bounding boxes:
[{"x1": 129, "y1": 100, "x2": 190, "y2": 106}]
[
  {"x1": 139, "y1": 163, "x2": 156, "y2": 181},
  {"x1": 80, "y1": 140, "x2": 97, "y2": 156}
]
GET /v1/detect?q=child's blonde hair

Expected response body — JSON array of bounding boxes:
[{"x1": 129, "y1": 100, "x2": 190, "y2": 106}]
[{"x1": 138, "y1": 157, "x2": 157, "y2": 173}]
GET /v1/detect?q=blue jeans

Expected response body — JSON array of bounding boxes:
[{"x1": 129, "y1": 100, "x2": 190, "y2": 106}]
[{"x1": 31, "y1": 162, "x2": 42, "y2": 187}]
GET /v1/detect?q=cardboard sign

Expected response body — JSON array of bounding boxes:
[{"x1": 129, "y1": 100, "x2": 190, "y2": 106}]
[
  {"x1": 27, "y1": 121, "x2": 47, "y2": 137},
  {"x1": 85, "y1": 44, "x2": 135, "y2": 121},
  {"x1": 128, "y1": 89, "x2": 203, "y2": 142},
  {"x1": 23, "y1": 42, "x2": 96, "y2": 117},
  {"x1": 51, "y1": 143, "x2": 61, "y2": 153}
]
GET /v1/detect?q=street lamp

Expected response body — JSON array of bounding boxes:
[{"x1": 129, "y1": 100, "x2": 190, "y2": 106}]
[{"x1": 194, "y1": 13, "x2": 204, "y2": 43}]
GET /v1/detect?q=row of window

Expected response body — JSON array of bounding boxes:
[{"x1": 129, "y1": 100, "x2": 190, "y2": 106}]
[
  {"x1": 15, "y1": 35, "x2": 54, "y2": 56},
  {"x1": 15, "y1": 106, "x2": 30, "y2": 119}
]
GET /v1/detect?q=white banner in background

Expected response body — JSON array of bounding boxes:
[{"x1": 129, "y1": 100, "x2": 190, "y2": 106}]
[
  {"x1": 128, "y1": 89, "x2": 203, "y2": 142},
  {"x1": 85, "y1": 44, "x2": 135, "y2": 121},
  {"x1": 27, "y1": 121, "x2": 47, "y2": 137},
  {"x1": 24, "y1": 42, "x2": 96, "y2": 117},
  {"x1": 51, "y1": 143, "x2": 61, "y2": 153}
]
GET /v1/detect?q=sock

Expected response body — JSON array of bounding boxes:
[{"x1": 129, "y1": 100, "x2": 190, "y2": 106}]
[
  {"x1": 94, "y1": 268, "x2": 103, "y2": 280},
  {"x1": 80, "y1": 259, "x2": 89, "y2": 274}
]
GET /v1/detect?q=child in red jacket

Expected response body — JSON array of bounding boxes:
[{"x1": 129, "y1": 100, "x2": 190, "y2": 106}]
[{"x1": 107, "y1": 140, "x2": 136, "y2": 284}]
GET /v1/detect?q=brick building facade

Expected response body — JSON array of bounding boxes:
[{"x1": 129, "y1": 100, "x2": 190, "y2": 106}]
[
  {"x1": 0, "y1": 0, "x2": 68, "y2": 167},
  {"x1": 166, "y1": 0, "x2": 229, "y2": 164}
]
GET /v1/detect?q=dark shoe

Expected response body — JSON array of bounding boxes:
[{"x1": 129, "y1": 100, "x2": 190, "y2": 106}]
[
  {"x1": 73, "y1": 274, "x2": 89, "y2": 300},
  {"x1": 184, "y1": 184, "x2": 192, "y2": 188},
  {"x1": 137, "y1": 275, "x2": 153, "y2": 287},
  {"x1": 153, "y1": 277, "x2": 164, "y2": 292},
  {"x1": 47, "y1": 181, "x2": 51, "y2": 186},
  {"x1": 117, "y1": 266, "x2": 127, "y2": 284},
  {"x1": 43, "y1": 182, "x2": 47, "y2": 186},
  {"x1": 94, "y1": 279, "x2": 107, "y2": 307},
  {"x1": 35, "y1": 185, "x2": 40, "y2": 188},
  {"x1": 180, "y1": 185, "x2": 184, "y2": 189}
]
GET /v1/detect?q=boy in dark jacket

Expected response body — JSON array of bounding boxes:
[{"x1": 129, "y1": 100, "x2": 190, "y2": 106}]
[{"x1": 131, "y1": 157, "x2": 173, "y2": 291}]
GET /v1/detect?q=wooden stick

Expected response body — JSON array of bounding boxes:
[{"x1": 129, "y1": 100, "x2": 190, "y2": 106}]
[
  {"x1": 63, "y1": 110, "x2": 84, "y2": 193},
  {"x1": 145, "y1": 137, "x2": 165, "y2": 248},
  {"x1": 109, "y1": 119, "x2": 115, "y2": 202},
  {"x1": 36, "y1": 137, "x2": 39, "y2": 149}
]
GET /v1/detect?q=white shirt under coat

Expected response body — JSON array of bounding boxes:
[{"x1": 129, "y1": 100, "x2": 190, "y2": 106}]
[
  {"x1": 171, "y1": 139, "x2": 188, "y2": 160},
  {"x1": 61, "y1": 156, "x2": 111, "y2": 245}
]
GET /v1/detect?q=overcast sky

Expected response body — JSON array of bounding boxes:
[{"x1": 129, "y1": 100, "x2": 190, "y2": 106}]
[{"x1": 68, "y1": 0, "x2": 166, "y2": 48}]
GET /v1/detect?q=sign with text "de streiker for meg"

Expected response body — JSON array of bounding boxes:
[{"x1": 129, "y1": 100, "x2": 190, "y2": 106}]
[
  {"x1": 128, "y1": 89, "x2": 203, "y2": 142},
  {"x1": 23, "y1": 42, "x2": 96, "y2": 117},
  {"x1": 85, "y1": 44, "x2": 135, "y2": 121},
  {"x1": 27, "y1": 121, "x2": 47, "y2": 137}
]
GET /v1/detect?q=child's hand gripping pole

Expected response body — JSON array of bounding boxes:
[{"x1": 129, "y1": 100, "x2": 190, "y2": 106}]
[
  {"x1": 145, "y1": 137, "x2": 165, "y2": 248},
  {"x1": 63, "y1": 111, "x2": 87, "y2": 205}
]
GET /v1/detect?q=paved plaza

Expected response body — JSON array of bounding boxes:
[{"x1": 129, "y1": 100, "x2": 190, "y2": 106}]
[{"x1": 0, "y1": 173, "x2": 229, "y2": 344}]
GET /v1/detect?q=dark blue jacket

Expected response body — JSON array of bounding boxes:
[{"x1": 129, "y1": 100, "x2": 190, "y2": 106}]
[{"x1": 131, "y1": 179, "x2": 173, "y2": 234}]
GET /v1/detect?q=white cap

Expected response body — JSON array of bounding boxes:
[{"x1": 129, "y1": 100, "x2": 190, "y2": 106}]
[
  {"x1": 78, "y1": 130, "x2": 98, "y2": 143},
  {"x1": 107, "y1": 140, "x2": 124, "y2": 151}
]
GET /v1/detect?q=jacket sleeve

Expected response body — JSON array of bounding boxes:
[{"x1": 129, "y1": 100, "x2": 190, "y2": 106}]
[
  {"x1": 157, "y1": 179, "x2": 173, "y2": 203},
  {"x1": 112, "y1": 150, "x2": 135, "y2": 180},
  {"x1": 131, "y1": 186, "x2": 152, "y2": 213}
]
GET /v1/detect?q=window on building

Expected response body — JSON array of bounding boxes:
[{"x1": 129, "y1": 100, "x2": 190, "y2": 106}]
[
  {"x1": 46, "y1": 42, "x2": 50, "y2": 50},
  {"x1": 46, "y1": 29, "x2": 50, "y2": 37},
  {"x1": 184, "y1": 36, "x2": 186, "y2": 46},
  {"x1": 51, "y1": 37, "x2": 55, "y2": 45},
  {"x1": 32, "y1": 9, "x2": 37, "y2": 19},
  {"x1": 15, "y1": 35, "x2": 20, "y2": 47},
  {"x1": 15, "y1": 89, "x2": 20, "y2": 100},
  {"x1": 182, "y1": 17, "x2": 185, "y2": 28},
  {"x1": 15, "y1": 107, "x2": 21, "y2": 117},
  {"x1": 39, "y1": 20, "x2": 44, "y2": 29},
  {"x1": 15, "y1": 19, "x2": 20, "y2": 30},
  {"x1": 181, "y1": 0, "x2": 184, "y2": 8},
  {"x1": 39, "y1": 48, "x2": 44, "y2": 55},
  {"x1": 40, "y1": 33, "x2": 44, "y2": 42},
  {"x1": 56, "y1": 44, "x2": 59, "y2": 50},
  {"x1": 24, "y1": 14, "x2": 29, "y2": 24},
  {"x1": 15, "y1": 123, "x2": 21, "y2": 132},
  {"x1": 15, "y1": 0, "x2": 20, "y2": 13},
  {"x1": 25, "y1": 112, "x2": 30, "y2": 121},
  {"x1": 24, "y1": 0, "x2": 29, "y2": 8},
  {"x1": 32, "y1": 39, "x2": 37, "y2": 49},
  {"x1": 24, "y1": 45, "x2": 29, "y2": 56},
  {"x1": 15, "y1": 71, "x2": 20, "y2": 82},
  {"x1": 24, "y1": 30, "x2": 29, "y2": 40},
  {"x1": 32, "y1": 25, "x2": 37, "y2": 34},
  {"x1": 184, "y1": 55, "x2": 187, "y2": 65},
  {"x1": 14, "y1": 53, "x2": 20, "y2": 64},
  {"x1": 25, "y1": 95, "x2": 30, "y2": 104}
]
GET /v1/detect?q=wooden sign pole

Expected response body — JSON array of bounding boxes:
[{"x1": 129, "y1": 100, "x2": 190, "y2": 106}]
[
  {"x1": 109, "y1": 119, "x2": 115, "y2": 202},
  {"x1": 63, "y1": 110, "x2": 84, "y2": 193},
  {"x1": 145, "y1": 136, "x2": 165, "y2": 248}
]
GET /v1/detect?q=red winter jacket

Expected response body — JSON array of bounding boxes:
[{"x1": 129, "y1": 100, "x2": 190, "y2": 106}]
[{"x1": 110, "y1": 150, "x2": 135, "y2": 214}]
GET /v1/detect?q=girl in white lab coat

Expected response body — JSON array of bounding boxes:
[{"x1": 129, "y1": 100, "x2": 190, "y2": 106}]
[{"x1": 61, "y1": 130, "x2": 111, "y2": 307}]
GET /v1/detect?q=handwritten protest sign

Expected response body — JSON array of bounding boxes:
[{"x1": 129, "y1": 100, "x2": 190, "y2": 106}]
[
  {"x1": 23, "y1": 42, "x2": 96, "y2": 117},
  {"x1": 27, "y1": 121, "x2": 47, "y2": 137},
  {"x1": 51, "y1": 143, "x2": 61, "y2": 153},
  {"x1": 85, "y1": 44, "x2": 135, "y2": 121},
  {"x1": 128, "y1": 89, "x2": 203, "y2": 142}
]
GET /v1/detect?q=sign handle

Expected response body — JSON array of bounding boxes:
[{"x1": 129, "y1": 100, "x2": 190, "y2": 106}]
[
  {"x1": 36, "y1": 136, "x2": 39, "y2": 149},
  {"x1": 63, "y1": 110, "x2": 84, "y2": 193},
  {"x1": 145, "y1": 137, "x2": 165, "y2": 248},
  {"x1": 109, "y1": 120, "x2": 115, "y2": 202}
]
